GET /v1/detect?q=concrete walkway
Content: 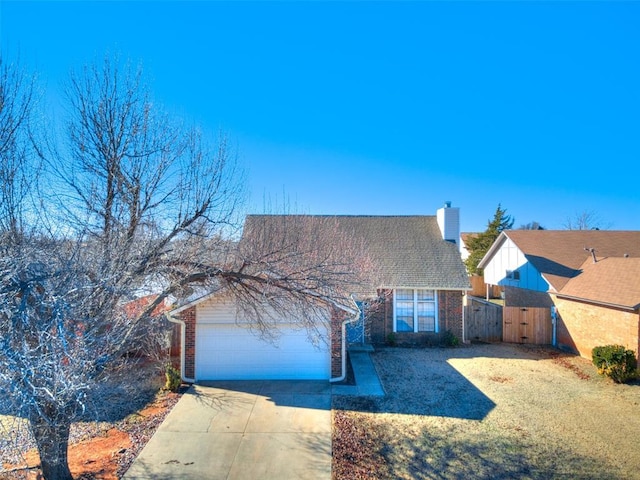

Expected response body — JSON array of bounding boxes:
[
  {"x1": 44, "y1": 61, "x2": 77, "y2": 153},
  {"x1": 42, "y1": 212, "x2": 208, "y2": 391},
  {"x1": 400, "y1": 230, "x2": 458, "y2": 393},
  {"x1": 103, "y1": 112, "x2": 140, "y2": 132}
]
[
  {"x1": 331, "y1": 346, "x2": 385, "y2": 396},
  {"x1": 123, "y1": 381, "x2": 332, "y2": 480}
]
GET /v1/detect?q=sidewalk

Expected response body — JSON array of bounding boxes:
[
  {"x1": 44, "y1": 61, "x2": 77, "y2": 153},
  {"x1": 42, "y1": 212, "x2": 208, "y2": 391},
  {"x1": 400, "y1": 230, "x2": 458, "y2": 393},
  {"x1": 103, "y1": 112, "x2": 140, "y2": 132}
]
[{"x1": 331, "y1": 345, "x2": 385, "y2": 396}]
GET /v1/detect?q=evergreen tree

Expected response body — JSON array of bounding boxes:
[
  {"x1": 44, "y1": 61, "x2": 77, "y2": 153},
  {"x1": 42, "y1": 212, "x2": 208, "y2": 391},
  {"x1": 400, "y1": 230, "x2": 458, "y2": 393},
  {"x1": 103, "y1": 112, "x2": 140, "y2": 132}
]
[{"x1": 464, "y1": 204, "x2": 514, "y2": 275}]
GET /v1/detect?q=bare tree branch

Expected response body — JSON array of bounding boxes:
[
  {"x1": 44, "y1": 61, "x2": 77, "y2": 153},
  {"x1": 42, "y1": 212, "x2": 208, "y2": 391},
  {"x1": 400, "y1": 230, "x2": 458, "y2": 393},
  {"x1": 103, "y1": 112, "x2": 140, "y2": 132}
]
[
  {"x1": 563, "y1": 210, "x2": 611, "y2": 230},
  {"x1": 0, "y1": 54, "x2": 368, "y2": 480}
]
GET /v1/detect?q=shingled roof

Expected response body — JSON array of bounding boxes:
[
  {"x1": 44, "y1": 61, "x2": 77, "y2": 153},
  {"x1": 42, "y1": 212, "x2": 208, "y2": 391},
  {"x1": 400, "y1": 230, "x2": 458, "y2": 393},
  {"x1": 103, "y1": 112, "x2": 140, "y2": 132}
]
[
  {"x1": 480, "y1": 230, "x2": 640, "y2": 292},
  {"x1": 244, "y1": 215, "x2": 471, "y2": 292},
  {"x1": 557, "y1": 257, "x2": 640, "y2": 310}
]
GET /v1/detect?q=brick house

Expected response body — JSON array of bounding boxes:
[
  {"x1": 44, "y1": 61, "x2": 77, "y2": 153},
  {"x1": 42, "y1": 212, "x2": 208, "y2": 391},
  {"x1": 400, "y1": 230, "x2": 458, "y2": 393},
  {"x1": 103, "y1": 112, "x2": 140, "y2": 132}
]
[
  {"x1": 168, "y1": 203, "x2": 471, "y2": 383},
  {"x1": 479, "y1": 230, "x2": 640, "y2": 362}
]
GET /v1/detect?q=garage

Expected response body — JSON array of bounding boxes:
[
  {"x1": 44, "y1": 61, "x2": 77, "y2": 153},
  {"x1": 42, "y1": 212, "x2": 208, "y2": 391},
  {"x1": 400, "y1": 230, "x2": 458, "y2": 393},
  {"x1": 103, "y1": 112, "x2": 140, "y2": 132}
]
[{"x1": 193, "y1": 296, "x2": 331, "y2": 380}]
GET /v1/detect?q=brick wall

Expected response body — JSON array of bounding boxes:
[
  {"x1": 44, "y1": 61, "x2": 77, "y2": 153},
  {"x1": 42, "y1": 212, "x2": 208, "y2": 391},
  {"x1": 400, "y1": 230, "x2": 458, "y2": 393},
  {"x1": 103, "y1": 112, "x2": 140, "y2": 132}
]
[
  {"x1": 368, "y1": 291, "x2": 389, "y2": 344},
  {"x1": 554, "y1": 296, "x2": 640, "y2": 362},
  {"x1": 440, "y1": 290, "x2": 464, "y2": 341},
  {"x1": 180, "y1": 306, "x2": 197, "y2": 380},
  {"x1": 369, "y1": 289, "x2": 464, "y2": 345}
]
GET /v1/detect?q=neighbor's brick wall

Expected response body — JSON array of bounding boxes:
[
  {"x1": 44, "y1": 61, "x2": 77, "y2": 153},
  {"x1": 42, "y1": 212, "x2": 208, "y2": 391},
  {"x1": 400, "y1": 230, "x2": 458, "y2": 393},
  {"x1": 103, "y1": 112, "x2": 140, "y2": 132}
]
[
  {"x1": 554, "y1": 297, "x2": 640, "y2": 362},
  {"x1": 181, "y1": 306, "x2": 197, "y2": 380},
  {"x1": 369, "y1": 289, "x2": 464, "y2": 346}
]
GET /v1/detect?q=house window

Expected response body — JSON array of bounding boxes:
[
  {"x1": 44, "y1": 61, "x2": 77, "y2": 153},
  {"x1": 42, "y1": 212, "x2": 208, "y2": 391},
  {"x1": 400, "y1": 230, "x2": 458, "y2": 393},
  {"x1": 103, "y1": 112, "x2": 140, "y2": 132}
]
[
  {"x1": 393, "y1": 289, "x2": 438, "y2": 333},
  {"x1": 506, "y1": 270, "x2": 520, "y2": 281}
]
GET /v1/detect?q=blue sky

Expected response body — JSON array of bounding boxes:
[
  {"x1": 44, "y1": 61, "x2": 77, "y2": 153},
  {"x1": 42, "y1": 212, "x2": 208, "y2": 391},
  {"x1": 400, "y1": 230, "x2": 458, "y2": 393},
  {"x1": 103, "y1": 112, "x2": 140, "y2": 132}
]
[{"x1": 2, "y1": 1, "x2": 639, "y2": 233}]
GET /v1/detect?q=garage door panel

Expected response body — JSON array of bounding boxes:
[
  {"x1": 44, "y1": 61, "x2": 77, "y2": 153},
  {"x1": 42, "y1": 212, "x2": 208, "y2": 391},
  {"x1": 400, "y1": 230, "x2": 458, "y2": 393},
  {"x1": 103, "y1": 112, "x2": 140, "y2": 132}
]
[{"x1": 196, "y1": 323, "x2": 330, "y2": 380}]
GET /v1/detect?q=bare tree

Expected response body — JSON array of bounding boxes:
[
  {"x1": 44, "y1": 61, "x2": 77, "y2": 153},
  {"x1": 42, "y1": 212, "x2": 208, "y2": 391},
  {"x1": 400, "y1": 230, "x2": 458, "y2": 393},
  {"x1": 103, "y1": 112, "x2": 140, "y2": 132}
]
[
  {"x1": 227, "y1": 214, "x2": 375, "y2": 343},
  {"x1": 0, "y1": 56, "x2": 243, "y2": 480},
  {"x1": 0, "y1": 57, "x2": 37, "y2": 238},
  {"x1": 563, "y1": 210, "x2": 611, "y2": 230},
  {"x1": 0, "y1": 56, "x2": 369, "y2": 480}
]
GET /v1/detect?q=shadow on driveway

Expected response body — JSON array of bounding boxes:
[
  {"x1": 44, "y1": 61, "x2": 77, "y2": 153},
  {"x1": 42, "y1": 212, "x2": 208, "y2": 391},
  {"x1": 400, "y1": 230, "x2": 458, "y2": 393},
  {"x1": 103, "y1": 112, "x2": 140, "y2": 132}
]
[{"x1": 195, "y1": 379, "x2": 332, "y2": 411}]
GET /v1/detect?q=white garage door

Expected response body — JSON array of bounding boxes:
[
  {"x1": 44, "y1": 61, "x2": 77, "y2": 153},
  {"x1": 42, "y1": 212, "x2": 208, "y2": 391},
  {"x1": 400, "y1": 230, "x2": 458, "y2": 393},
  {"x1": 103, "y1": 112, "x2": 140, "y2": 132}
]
[{"x1": 195, "y1": 323, "x2": 330, "y2": 380}]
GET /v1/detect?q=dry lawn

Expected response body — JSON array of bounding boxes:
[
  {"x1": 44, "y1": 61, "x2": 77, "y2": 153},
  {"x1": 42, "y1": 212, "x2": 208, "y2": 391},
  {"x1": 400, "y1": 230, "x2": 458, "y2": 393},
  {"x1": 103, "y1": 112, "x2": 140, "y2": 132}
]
[{"x1": 333, "y1": 343, "x2": 640, "y2": 480}]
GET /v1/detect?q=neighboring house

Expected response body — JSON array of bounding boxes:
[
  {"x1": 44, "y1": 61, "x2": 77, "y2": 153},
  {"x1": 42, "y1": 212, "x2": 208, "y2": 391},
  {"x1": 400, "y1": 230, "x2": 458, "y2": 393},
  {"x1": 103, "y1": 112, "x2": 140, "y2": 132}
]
[
  {"x1": 168, "y1": 203, "x2": 471, "y2": 382},
  {"x1": 459, "y1": 232, "x2": 478, "y2": 262},
  {"x1": 478, "y1": 230, "x2": 640, "y2": 361}
]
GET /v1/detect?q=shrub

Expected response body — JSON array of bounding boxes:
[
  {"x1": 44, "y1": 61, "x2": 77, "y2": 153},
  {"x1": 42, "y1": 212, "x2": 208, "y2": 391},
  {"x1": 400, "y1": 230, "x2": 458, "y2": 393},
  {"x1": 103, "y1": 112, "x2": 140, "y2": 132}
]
[
  {"x1": 592, "y1": 345, "x2": 638, "y2": 384},
  {"x1": 164, "y1": 364, "x2": 182, "y2": 392},
  {"x1": 442, "y1": 330, "x2": 460, "y2": 347},
  {"x1": 386, "y1": 332, "x2": 397, "y2": 346}
]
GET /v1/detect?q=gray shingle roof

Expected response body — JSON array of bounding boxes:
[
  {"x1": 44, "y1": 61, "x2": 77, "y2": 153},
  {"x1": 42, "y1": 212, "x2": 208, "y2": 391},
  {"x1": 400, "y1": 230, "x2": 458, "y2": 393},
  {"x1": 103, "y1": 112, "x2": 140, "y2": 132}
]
[{"x1": 244, "y1": 215, "x2": 470, "y2": 292}]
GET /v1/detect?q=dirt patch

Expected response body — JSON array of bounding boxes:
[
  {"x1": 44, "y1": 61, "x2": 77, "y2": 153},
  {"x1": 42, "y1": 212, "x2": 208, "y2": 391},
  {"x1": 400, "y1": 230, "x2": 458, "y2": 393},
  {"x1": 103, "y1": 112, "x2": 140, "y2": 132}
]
[
  {"x1": 333, "y1": 343, "x2": 640, "y2": 480},
  {"x1": 4, "y1": 428, "x2": 131, "y2": 480},
  {"x1": 1, "y1": 389, "x2": 183, "y2": 479}
]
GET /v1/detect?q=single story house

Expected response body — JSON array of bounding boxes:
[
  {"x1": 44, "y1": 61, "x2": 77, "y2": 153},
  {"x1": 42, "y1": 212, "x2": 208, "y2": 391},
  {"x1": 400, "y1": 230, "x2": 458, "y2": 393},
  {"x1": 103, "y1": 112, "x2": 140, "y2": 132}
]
[
  {"x1": 168, "y1": 202, "x2": 471, "y2": 382},
  {"x1": 478, "y1": 230, "x2": 640, "y2": 361}
]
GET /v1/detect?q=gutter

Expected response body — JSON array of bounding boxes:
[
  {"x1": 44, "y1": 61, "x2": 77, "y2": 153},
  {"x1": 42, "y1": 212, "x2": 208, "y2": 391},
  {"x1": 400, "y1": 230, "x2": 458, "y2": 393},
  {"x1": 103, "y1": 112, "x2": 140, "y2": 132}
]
[
  {"x1": 165, "y1": 311, "x2": 195, "y2": 384},
  {"x1": 329, "y1": 296, "x2": 361, "y2": 383}
]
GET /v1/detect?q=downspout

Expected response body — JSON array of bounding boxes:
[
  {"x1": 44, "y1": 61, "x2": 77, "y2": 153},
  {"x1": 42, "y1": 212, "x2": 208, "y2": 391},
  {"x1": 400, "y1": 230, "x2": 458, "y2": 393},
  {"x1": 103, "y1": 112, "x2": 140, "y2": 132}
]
[
  {"x1": 551, "y1": 305, "x2": 557, "y2": 347},
  {"x1": 461, "y1": 291, "x2": 467, "y2": 344},
  {"x1": 165, "y1": 311, "x2": 195, "y2": 384},
  {"x1": 329, "y1": 297, "x2": 361, "y2": 383}
]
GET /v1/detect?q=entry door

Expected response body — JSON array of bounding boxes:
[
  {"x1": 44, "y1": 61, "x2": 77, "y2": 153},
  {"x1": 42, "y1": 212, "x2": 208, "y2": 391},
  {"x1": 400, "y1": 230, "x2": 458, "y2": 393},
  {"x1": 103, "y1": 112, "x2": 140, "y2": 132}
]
[{"x1": 346, "y1": 301, "x2": 365, "y2": 344}]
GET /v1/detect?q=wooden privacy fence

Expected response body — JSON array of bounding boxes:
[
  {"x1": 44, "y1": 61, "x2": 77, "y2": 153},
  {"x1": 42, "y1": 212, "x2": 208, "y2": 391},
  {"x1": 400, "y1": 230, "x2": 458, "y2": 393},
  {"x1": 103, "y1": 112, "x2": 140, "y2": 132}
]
[
  {"x1": 469, "y1": 276, "x2": 502, "y2": 298},
  {"x1": 465, "y1": 296, "x2": 503, "y2": 343},
  {"x1": 503, "y1": 306, "x2": 552, "y2": 344},
  {"x1": 469, "y1": 276, "x2": 486, "y2": 297}
]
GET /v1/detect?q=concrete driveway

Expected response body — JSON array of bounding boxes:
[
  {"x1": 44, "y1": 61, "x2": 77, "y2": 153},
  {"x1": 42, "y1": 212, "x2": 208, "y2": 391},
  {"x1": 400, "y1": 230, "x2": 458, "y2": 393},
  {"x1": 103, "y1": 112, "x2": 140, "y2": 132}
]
[{"x1": 123, "y1": 381, "x2": 332, "y2": 480}]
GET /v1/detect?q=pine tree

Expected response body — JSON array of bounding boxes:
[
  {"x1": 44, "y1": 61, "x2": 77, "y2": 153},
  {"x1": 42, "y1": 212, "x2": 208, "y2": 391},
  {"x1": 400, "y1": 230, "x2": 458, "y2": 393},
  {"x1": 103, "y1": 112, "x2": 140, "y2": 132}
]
[{"x1": 464, "y1": 204, "x2": 514, "y2": 275}]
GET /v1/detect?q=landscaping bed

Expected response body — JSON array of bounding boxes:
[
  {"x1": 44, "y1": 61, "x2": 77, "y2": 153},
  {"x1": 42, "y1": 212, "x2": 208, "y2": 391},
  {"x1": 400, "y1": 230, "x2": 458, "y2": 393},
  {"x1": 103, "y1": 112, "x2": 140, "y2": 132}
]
[
  {"x1": 1, "y1": 367, "x2": 185, "y2": 479},
  {"x1": 333, "y1": 343, "x2": 640, "y2": 480}
]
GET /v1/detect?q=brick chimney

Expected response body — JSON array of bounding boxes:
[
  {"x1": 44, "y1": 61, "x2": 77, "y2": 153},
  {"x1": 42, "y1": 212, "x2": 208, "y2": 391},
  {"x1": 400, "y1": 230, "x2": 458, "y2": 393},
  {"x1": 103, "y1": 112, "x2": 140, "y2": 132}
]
[{"x1": 437, "y1": 201, "x2": 460, "y2": 244}]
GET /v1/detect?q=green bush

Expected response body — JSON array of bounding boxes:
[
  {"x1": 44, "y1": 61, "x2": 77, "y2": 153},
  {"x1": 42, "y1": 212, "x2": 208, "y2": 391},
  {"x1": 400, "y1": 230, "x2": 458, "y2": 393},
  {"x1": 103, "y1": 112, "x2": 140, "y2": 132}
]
[
  {"x1": 164, "y1": 364, "x2": 182, "y2": 392},
  {"x1": 442, "y1": 330, "x2": 460, "y2": 347},
  {"x1": 592, "y1": 345, "x2": 638, "y2": 384},
  {"x1": 386, "y1": 332, "x2": 397, "y2": 346}
]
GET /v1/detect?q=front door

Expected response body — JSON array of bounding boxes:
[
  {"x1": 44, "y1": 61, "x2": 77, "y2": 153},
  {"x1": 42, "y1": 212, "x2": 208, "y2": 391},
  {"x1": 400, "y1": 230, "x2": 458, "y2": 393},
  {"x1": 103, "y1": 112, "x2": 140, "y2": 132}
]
[{"x1": 346, "y1": 301, "x2": 365, "y2": 344}]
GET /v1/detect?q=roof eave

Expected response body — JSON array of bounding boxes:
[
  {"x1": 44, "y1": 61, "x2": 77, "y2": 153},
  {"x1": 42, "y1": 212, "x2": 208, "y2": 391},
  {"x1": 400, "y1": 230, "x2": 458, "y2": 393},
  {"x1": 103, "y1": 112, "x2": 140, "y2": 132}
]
[
  {"x1": 171, "y1": 288, "x2": 360, "y2": 316},
  {"x1": 379, "y1": 284, "x2": 471, "y2": 291},
  {"x1": 171, "y1": 290, "x2": 220, "y2": 315},
  {"x1": 477, "y1": 231, "x2": 509, "y2": 269},
  {"x1": 553, "y1": 293, "x2": 640, "y2": 312}
]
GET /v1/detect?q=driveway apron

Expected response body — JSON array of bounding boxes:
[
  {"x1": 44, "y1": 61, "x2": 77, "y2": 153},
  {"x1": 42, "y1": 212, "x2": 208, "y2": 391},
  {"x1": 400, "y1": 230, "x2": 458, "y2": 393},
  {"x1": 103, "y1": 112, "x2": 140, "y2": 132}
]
[{"x1": 123, "y1": 381, "x2": 332, "y2": 480}]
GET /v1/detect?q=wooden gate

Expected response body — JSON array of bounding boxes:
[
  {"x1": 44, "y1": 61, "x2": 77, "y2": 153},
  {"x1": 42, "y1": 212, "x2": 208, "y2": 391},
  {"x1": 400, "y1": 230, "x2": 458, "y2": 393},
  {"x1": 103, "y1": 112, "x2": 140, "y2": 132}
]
[
  {"x1": 503, "y1": 306, "x2": 552, "y2": 344},
  {"x1": 465, "y1": 297, "x2": 503, "y2": 343}
]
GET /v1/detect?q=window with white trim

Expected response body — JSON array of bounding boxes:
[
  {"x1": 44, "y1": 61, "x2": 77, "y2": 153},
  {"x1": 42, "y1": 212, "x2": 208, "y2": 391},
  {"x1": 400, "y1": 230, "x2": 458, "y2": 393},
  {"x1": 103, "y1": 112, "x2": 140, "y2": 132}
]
[{"x1": 393, "y1": 289, "x2": 438, "y2": 333}]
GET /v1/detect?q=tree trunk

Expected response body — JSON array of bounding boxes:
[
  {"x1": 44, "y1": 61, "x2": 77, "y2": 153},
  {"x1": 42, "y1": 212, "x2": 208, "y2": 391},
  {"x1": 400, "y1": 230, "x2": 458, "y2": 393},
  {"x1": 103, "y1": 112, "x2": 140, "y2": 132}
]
[{"x1": 29, "y1": 415, "x2": 73, "y2": 480}]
